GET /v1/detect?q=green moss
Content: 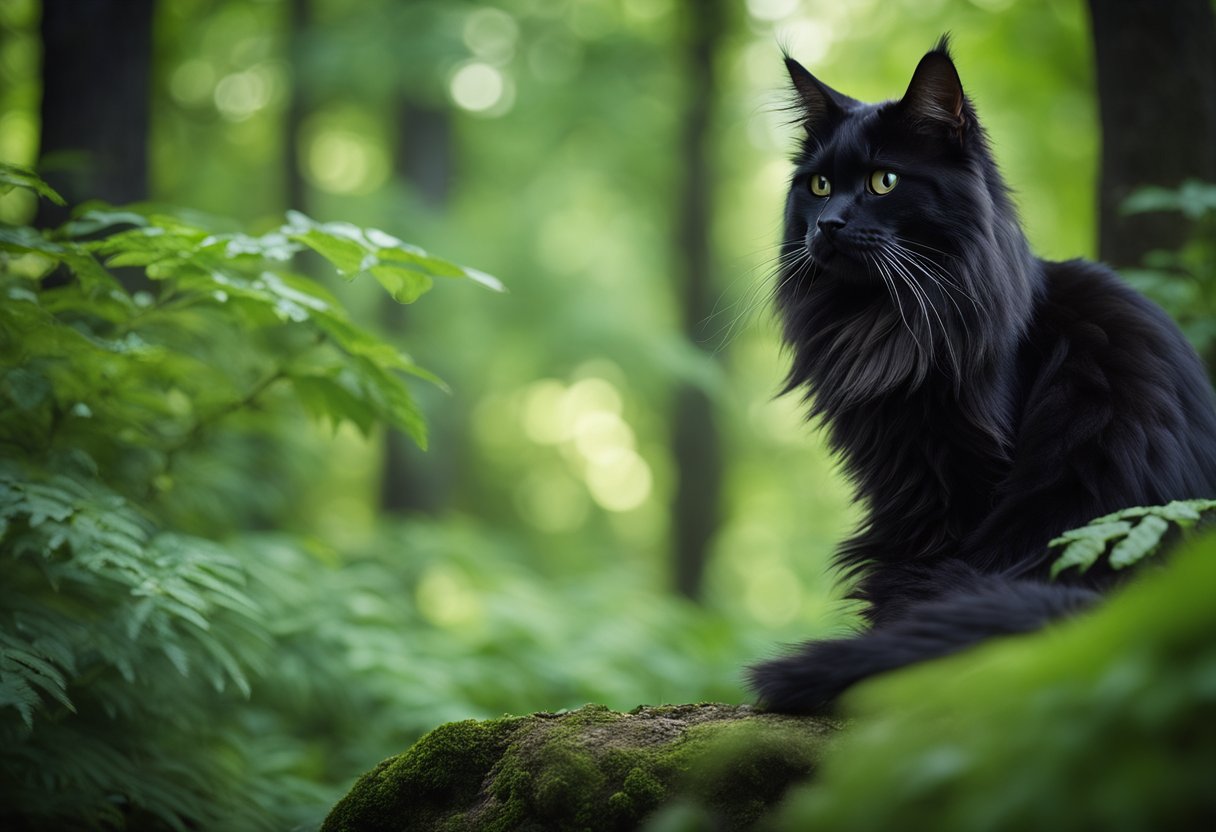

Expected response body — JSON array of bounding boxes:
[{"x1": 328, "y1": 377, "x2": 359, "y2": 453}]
[
  {"x1": 324, "y1": 704, "x2": 837, "y2": 831},
  {"x1": 623, "y1": 766, "x2": 665, "y2": 807},
  {"x1": 322, "y1": 716, "x2": 523, "y2": 832},
  {"x1": 683, "y1": 719, "x2": 827, "y2": 827}
]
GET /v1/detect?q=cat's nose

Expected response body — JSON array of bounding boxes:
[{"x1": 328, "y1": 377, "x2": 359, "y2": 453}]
[{"x1": 816, "y1": 217, "x2": 846, "y2": 239}]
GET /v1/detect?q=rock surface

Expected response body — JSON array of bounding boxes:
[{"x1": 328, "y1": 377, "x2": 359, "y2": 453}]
[{"x1": 322, "y1": 702, "x2": 839, "y2": 832}]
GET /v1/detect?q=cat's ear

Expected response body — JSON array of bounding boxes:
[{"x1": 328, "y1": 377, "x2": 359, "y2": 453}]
[
  {"x1": 784, "y1": 56, "x2": 852, "y2": 138},
  {"x1": 898, "y1": 38, "x2": 969, "y2": 141}
]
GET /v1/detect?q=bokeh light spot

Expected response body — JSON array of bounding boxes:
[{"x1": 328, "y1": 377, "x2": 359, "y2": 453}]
[
  {"x1": 170, "y1": 59, "x2": 216, "y2": 107},
  {"x1": 304, "y1": 128, "x2": 389, "y2": 195},
  {"x1": 449, "y1": 62, "x2": 508, "y2": 114},
  {"x1": 574, "y1": 411, "x2": 634, "y2": 466},
  {"x1": 747, "y1": 0, "x2": 800, "y2": 22},
  {"x1": 522, "y1": 379, "x2": 569, "y2": 444},
  {"x1": 463, "y1": 7, "x2": 519, "y2": 64},
  {"x1": 416, "y1": 565, "x2": 481, "y2": 629},
  {"x1": 213, "y1": 68, "x2": 272, "y2": 121},
  {"x1": 586, "y1": 449, "x2": 653, "y2": 512}
]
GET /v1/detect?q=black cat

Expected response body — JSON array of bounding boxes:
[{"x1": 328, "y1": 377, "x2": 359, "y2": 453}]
[{"x1": 747, "y1": 37, "x2": 1216, "y2": 713}]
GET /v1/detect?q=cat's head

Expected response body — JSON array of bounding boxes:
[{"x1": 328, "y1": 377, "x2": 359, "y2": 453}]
[
  {"x1": 777, "y1": 38, "x2": 1037, "y2": 405},
  {"x1": 783, "y1": 36, "x2": 987, "y2": 281}
]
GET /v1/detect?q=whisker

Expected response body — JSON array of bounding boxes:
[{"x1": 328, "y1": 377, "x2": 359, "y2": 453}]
[
  {"x1": 701, "y1": 246, "x2": 806, "y2": 344},
  {"x1": 894, "y1": 236, "x2": 963, "y2": 264},
  {"x1": 888, "y1": 244, "x2": 980, "y2": 349},
  {"x1": 891, "y1": 241, "x2": 980, "y2": 308},
  {"x1": 708, "y1": 247, "x2": 813, "y2": 353},
  {"x1": 878, "y1": 249, "x2": 937, "y2": 362},
  {"x1": 870, "y1": 250, "x2": 925, "y2": 356},
  {"x1": 881, "y1": 247, "x2": 959, "y2": 373}
]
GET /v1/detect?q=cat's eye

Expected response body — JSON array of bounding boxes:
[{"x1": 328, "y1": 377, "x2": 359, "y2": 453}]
[
  {"x1": 869, "y1": 170, "x2": 899, "y2": 195},
  {"x1": 808, "y1": 174, "x2": 831, "y2": 197}
]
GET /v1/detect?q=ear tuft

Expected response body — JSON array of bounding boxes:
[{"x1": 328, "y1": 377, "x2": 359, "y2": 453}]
[
  {"x1": 899, "y1": 38, "x2": 968, "y2": 140},
  {"x1": 783, "y1": 55, "x2": 852, "y2": 139}
]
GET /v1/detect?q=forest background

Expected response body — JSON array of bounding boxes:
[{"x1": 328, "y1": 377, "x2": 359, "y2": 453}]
[{"x1": 1, "y1": 0, "x2": 1214, "y2": 828}]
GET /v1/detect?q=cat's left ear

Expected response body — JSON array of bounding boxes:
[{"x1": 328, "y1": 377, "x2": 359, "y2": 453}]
[{"x1": 898, "y1": 40, "x2": 970, "y2": 142}]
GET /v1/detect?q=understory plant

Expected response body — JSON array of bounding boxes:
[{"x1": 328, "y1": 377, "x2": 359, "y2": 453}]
[{"x1": 0, "y1": 162, "x2": 498, "y2": 829}]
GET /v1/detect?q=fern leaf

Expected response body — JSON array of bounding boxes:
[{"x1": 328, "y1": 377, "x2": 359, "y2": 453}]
[
  {"x1": 1108, "y1": 514, "x2": 1171, "y2": 570},
  {"x1": 1049, "y1": 536, "x2": 1112, "y2": 579}
]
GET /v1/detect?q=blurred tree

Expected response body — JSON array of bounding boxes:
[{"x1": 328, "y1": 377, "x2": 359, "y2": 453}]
[
  {"x1": 1088, "y1": 0, "x2": 1216, "y2": 269},
  {"x1": 671, "y1": 0, "x2": 726, "y2": 600},
  {"x1": 35, "y1": 0, "x2": 153, "y2": 228},
  {"x1": 378, "y1": 99, "x2": 456, "y2": 516}
]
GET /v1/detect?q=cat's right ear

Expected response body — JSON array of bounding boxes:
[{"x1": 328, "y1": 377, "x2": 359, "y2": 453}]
[{"x1": 784, "y1": 57, "x2": 850, "y2": 138}]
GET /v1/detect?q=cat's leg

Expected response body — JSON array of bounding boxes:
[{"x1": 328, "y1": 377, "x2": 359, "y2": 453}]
[{"x1": 747, "y1": 576, "x2": 1097, "y2": 714}]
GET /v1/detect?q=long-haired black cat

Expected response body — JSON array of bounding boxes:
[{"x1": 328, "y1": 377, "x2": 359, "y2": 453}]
[{"x1": 747, "y1": 37, "x2": 1216, "y2": 713}]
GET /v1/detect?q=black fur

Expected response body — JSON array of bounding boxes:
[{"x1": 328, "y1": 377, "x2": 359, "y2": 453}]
[{"x1": 747, "y1": 38, "x2": 1216, "y2": 713}]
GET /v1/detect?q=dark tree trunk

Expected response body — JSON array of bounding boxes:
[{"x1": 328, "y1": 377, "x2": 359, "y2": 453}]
[
  {"x1": 670, "y1": 0, "x2": 726, "y2": 600},
  {"x1": 394, "y1": 100, "x2": 454, "y2": 210},
  {"x1": 36, "y1": 0, "x2": 154, "y2": 228},
  {"x1": 1088, "y1": 0, "x2": 1216, "y2": 270},
  {"x1": 378, "y1": 100, "x2": 455, "y2": 515}
]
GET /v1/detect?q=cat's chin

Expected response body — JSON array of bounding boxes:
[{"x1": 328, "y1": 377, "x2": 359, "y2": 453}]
[{"x1": 811, "y1": 248, "x2": 880, "y2": 284}]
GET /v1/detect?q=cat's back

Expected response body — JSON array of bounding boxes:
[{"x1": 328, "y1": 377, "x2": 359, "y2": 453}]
[{"x1": 1021, "y1": 258, "x2": 1216, "y2": 499}]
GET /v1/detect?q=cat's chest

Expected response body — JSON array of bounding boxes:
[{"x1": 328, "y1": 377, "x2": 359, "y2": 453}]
[{"x1": 840, "y1": 395, "x2": 1008, "y2": 515}]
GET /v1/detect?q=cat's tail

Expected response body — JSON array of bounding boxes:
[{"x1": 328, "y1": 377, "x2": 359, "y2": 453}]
[{"x1": 746, "y1": 575, "x2": 1099, "y2": 714}]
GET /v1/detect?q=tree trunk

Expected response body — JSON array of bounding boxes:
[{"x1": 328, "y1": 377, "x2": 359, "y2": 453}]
[
  {"x1": 36, "y1": 0, "x2": 154, "y2": 228},
  {"x1": 670, "y1": 0, "x2": 726, "y2": 600},
  {"x1": 1088, "y1": 0, "x2": 1216, "y2": 270},
  {"x1": 379, "y1": 100, "x2": 455, "y2": 515}
]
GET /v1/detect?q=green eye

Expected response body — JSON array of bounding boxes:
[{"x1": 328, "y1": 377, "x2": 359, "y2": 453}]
[
  {"x1": 809, "y1": 173, "x2": 831, "y2": 197},
  {"x1": 869, "y1": 170, "x2": 899, "y2": 195}
]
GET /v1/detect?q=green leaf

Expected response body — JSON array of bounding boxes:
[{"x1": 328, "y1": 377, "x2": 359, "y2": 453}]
[
  {"x1": 0, "y1": 162, "x2": 66, "y2": 205},
  {"x1": 1122, "y1": 180, "x2": 1216, "y2": 219},
  {"x1": 370, "y1": 263, "x2": 434, "y2": 304},
  {"x1": 1156, "y1": 499, "x2": 1216, "y2": 527},
  {"x1": 291, "y1": 372, "x2": 379, "y2": 437},
  {"x1": 1049, "y1": 536, "x2": 1109, "y2": 579},
  {"x1": 2, "y1": 366, "x2": 53, "y2": 411},
  {"x1": 1108, "y1": 514, "x2": 1171, "y2": 570},
  {"x1": 0, "y1": 673, "x2": 41, "y2": 726},
  {"x1": 1047, "y1": 521, "x2": 1131, "y2": 548},
  {"x1": 350, "y1": 355, "x2": 428, "y2": 448},
  {"x1": 0, "y1": 224, "x2": 66, "y2": 257},
  {"x1": 57, "y1": 207, "x2": 150, "y2": 238},
  {"x1": 283, "y1": 210, "x2": 502, "y2": 297},
  {"x1": 283, "y1": 213, "x2": 368, "y2": 275}
]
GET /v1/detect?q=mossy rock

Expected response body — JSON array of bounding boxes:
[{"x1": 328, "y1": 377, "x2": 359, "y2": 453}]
[{"x1": 322, "y1": 703, "x2": 839, "y2": 831}]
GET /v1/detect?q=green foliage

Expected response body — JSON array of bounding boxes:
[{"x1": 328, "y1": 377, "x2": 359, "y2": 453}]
[
  {"x1": 765, "y1": 530, "x2": 1216, "y2": 831},
  {"x1": 0, "y1": 161, "x2": 64, "y2": 205},
  {"x1": 1, "y1": 165, "x2": 773, "y2": 830},
  {"x1": 0, "y1": 166, "x2": 493, "y2": 466},
  {"x1": 1049, "y1": 499, "x2": 1216, "y2": 578},
  {"x1": 0, "y1": 165, "x2": 491, "y2": 829},
  {"x1": 1120, "y1": 180, "x2": 1216, "y2": 359}
]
